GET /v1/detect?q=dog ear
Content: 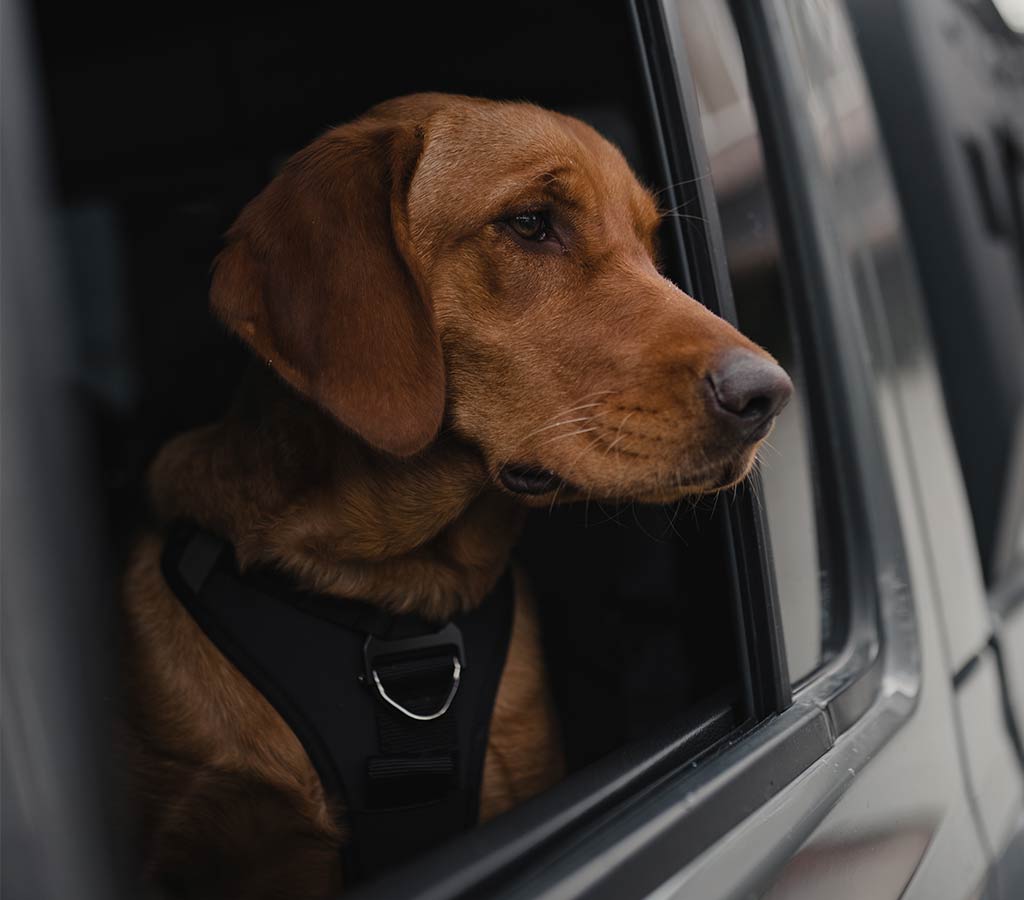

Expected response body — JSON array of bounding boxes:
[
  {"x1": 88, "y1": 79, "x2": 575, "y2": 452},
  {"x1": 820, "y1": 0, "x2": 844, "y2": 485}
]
[{"x1": 211, "y1": 103, "x2": 444, "y2": 457}]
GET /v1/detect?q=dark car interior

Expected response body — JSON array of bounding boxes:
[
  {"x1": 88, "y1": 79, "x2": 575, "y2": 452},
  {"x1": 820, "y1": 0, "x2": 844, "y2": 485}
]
[{"x1": 30, "y1": 0, "x2": 750, "y2": 869}]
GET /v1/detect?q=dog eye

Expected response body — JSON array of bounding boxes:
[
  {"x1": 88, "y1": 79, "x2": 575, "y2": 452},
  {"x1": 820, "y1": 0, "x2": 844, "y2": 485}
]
[{"x1": 509, "y1": 212, "x2": 550, "y2": 242}]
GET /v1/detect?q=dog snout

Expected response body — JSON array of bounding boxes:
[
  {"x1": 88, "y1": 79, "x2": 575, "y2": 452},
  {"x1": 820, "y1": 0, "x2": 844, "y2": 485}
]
[{"x1": 706, "y1": 349, "x2": 793, "y2": 438}]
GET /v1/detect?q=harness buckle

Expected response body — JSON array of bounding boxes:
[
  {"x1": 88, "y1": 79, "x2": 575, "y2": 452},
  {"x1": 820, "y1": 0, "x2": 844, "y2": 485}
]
[{"x1": 363, "y1": 623, "x2": 465, "y2": 721}]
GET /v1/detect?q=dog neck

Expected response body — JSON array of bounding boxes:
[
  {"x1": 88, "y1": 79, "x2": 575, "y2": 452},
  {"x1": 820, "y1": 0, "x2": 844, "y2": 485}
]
[{"x1": 149, "y1": 370, "x2": 525, "y2": 620}]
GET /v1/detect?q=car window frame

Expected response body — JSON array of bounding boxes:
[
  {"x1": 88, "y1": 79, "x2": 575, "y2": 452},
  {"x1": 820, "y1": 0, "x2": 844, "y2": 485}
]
[
  {"x1": 664, "y1": 0, "x2": 851, "y2": 689},
  {"x1": 658, "y1": 0, "x2": 886, "y2": 722}
]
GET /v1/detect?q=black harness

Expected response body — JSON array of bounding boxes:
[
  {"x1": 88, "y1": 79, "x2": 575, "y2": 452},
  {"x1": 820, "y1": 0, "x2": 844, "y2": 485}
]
[{"x1": 161, "y1": 524, "x2": 514, "y2": 883}]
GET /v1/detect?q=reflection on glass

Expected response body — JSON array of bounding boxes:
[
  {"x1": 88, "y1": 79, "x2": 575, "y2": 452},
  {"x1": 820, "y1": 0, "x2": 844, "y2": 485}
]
[{"x1": 668, "y1": 0, "x2": 832, "y2": 683}]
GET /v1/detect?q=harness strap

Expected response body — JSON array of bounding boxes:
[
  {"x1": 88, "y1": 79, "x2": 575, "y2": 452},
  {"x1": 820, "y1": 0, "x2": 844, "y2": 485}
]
[
  {"x1": 161, "y1": 523, "x2": 514, "y2": 884},
  {"x1": 365, "y1": 643, "x2": 461, "y2": 808}
]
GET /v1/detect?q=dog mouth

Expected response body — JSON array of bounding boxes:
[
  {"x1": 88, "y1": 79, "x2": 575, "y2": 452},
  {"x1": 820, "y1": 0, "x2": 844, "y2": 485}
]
[
  {"x1": 496, "y1": 437, "x2": 761, "y2": 501},
  {"x1": 498, "y1": 464, "x2": 567, "y2": 496}
]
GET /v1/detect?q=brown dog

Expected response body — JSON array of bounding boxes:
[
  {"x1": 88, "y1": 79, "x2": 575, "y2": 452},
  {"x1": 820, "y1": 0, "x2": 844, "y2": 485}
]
[{"x1": 120, "y1": 93, "x2": 791, "y2": 898}]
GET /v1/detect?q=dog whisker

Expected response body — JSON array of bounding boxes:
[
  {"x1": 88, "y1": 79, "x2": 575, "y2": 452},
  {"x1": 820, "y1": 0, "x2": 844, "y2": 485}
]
[
  {"x1": 658, "y1": 196, "x2": 702, "y2": 216},
  {"x1": 547, "y1": 479, "x2": 565, "y2": 514},
  {"x1": 660, "y1": 212, "x2": 709, "y2": 225},
  {"x1": 631, "y1": 501, "x2": 663, "y2": 544},
  {"x1": 551, "y1": 389, "x2": 617, "y2": 417},
  {"x1": 518, "y1": 392, "x2": 617, "y2": 443},
  {"x1": 603, "y1": 411, "x2": 636, "y2": 456},
  {"x1": 536, "y1": 426, "x2": 600, "y2": 447},
  {"x1": 653, "y1": 172, "x2": 712, "y2": 198},
  {"x1": 565, "y1": 432, "x2": 606, "y2": 469},
  {"x1": 522, "y1": 414, "x2": 597, "y2": 440}
]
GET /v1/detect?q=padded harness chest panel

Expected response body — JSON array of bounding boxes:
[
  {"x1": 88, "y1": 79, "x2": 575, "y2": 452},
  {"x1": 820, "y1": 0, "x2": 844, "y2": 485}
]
[{"x1": 161, "y1": 524, "x2": 514, "y2": 883}]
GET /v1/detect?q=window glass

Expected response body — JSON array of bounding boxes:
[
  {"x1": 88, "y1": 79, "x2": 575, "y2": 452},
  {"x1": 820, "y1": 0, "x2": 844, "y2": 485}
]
[{"x1": 666, "y1": 0, "x2": 839, "y2": 683}]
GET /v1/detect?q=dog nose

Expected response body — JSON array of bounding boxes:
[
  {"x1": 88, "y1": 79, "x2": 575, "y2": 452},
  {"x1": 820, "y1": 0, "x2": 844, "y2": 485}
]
[{"x1": 707, "y1": 349, "x2": 793, "y2": 435}]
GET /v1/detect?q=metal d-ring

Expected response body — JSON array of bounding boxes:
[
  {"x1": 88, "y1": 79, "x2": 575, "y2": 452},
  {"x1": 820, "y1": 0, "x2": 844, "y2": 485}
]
[{"x1": 370, "y1": 655, "x2": 462, "y2": 721}]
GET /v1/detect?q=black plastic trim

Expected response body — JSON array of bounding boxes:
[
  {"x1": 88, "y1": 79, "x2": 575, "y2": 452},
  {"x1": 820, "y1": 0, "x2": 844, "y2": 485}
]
[
  {"x1": 628, "y1": 0, "x2": 694, "y2": 298},
  {"x1": 631, "y1": 0, "x2": 720, "y2": 312},
  {"x1": 634, "y1": 0, "x2": 791, "y2": 722}
]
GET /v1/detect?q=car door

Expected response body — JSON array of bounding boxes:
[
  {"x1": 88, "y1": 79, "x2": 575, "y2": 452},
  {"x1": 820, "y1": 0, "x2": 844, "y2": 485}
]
[
  {"x1": 647, "y1": 2, "x2": 1022, "y2": 898},
  {"x1": 846, "y1": 2, "x2": 1024, "y2": 892}
]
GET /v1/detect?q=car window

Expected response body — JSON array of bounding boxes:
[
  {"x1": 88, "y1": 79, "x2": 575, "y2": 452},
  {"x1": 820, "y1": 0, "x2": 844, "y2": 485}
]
[{"x1": 666, "y1": 0, "x2": 840, "y2": 684}]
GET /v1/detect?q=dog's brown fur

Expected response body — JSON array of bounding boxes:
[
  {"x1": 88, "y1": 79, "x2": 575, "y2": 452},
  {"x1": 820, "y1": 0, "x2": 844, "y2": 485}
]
[{"x1": 122, "y1": 94, "x2": 781, "y2": 898}]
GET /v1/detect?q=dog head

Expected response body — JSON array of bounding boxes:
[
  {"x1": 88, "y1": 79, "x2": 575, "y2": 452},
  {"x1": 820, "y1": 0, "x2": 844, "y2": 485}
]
[{"x1": 212, "y1": 93, "x2": 791, "y2": 504}]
